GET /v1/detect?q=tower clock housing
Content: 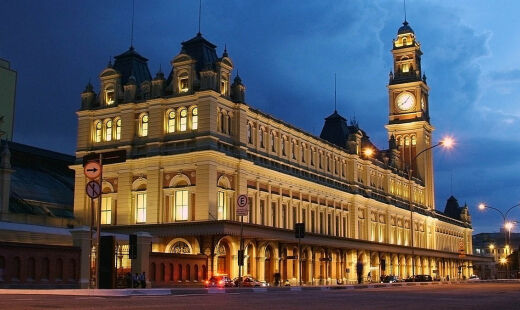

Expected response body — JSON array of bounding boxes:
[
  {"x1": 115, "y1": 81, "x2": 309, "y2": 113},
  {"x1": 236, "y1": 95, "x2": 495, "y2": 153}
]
[{"x1": 385, "y1": 21, "x2": 436, "y2": 210}]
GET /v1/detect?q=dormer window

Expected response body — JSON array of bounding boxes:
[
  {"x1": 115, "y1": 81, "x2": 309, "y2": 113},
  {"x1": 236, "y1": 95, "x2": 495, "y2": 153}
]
[
  {"x1": 179, "y1": 73, "x2": 189, "y2": 93},
  {"x1": 105, "y1": 87, "x2": 115, "y2": 106},
  {"x1": 220, "y1": 78, "x2": 228, "y2": 95},
  {"x1": 402, "y1": 37, "x2": 408, "y2": 45}
]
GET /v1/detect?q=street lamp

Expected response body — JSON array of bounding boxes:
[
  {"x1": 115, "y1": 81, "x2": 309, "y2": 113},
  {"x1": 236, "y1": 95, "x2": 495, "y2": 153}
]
[{"x1": 409, "y1": 136, "x2": 454, "y2": 279}]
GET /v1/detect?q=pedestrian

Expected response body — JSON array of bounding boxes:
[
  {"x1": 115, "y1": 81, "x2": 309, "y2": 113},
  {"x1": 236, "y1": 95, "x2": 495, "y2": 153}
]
[
  {"x1": 367, "y1": 271, "x2": 371, "y2": 282},
  {"x1": 133, "y1": 273, "x2": 139, "y2": 288},
  {"x1": 139, "y1": 272, "x2": 147, "y2": 288},
  {"x1": 446, "y1": 274, "x2": 450, "y2": 281},
  {"x1": 356, "y1": 261, "x2": 363, "y2": 284}
]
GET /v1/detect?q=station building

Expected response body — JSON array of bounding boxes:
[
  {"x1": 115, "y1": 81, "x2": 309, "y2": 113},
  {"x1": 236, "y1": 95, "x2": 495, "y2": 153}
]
[{"x1": 72, "y1": 21, "x2": 479, "y2": 286}]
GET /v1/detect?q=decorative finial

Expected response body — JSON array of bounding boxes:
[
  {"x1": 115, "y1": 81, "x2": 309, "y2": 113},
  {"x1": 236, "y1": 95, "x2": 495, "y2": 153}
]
[
  {"x1": 107, "y1": 56, "x2": 112, "y2": 68},
  {"x1": 403, "y1": 0, "x2": 407, "y2": 23},
  {"x1": 223, "y1": 44, "x2": 228, "y2": 57}
]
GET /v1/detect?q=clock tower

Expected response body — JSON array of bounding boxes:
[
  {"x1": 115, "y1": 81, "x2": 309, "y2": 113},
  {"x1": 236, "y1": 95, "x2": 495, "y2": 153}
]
[{"x1": 385, "y1": 20, "x2": 436, "y2": 210}]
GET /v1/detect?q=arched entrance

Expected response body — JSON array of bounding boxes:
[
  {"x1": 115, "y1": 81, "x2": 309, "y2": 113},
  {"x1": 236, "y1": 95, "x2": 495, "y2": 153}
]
[
  {"x1": 281, "y1": 248, "x2": 288, "y2": 282},
  {"x1": 301, "y1": 248, "x2": 310, "y2": 284},
  {"x1": 216, "y1": 241, "x2": 231, "y2": 276},
  {"x1": 264, "y1": 246, "x2": 274, "y2": 283}
]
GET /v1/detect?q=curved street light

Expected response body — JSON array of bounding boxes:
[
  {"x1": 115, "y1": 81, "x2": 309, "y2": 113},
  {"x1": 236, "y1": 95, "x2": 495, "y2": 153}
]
[
  {"x1": 409, "y1": 136, "x2": 454, "y2": 278},
  {"x1": 477, "y1": 202, "x2": 520, "y2": 247}
]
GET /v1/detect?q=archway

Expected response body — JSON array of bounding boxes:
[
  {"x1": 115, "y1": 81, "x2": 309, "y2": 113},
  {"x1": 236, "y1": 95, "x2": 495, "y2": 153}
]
[
  {"x1": 216, "y1": 241, "x2": 231, "y2": 276},
  {"x1": 264, "y1": 246, "x2": 274, "y2": 283},
  {"x1": 281, "y1": 248, "x2": 288, "y2": 282}
]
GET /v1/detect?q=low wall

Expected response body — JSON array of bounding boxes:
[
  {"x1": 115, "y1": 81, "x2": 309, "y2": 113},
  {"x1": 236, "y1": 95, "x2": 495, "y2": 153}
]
[{"x1": 149, "y1": 252, "x2": 208, "y2": 287}]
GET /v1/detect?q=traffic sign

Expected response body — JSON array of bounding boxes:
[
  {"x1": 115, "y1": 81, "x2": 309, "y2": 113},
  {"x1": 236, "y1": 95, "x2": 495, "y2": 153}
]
[
  {"x1": 84, "y1": 161, "x2": 102, "y2": 179},
  {"x1": 86, "y1": 181, "x2": 101, "y2": 199},
  {"x1": 236, "y1": 194, "x2": 249, "y2": 217}
]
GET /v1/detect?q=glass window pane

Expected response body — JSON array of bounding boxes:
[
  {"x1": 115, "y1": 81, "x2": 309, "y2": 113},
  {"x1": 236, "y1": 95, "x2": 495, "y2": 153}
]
[{"x1": 136, "y1": 193, "x2": 147, "y2": 223}]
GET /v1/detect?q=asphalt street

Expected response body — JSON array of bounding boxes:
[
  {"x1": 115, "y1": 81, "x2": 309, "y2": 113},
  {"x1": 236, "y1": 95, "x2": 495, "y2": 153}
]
[{"x1": 1, "y1": 283, "x2": 519, "y2": 310}]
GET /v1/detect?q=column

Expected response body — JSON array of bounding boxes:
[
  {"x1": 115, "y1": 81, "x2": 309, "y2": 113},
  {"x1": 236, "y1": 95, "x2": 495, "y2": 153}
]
[
  {"x1": 131, "y1": 232, "x2": 153, "y2": 288},
  {"x1": 70, "y1": 227, "x2": 92, "y2": 289}
]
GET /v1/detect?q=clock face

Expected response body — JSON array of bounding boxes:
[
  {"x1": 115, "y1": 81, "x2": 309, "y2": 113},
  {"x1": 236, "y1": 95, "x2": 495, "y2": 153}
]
[{"x1": 396, "y1": 92, "x2": 415, "y2": 111}]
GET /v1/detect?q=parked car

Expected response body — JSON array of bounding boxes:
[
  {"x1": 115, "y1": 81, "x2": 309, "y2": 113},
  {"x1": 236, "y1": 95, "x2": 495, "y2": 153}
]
[
  {"x1": 205, "y1": 275, "x2": 234, "y2": 288},
  {"x1": 233, "y1": 276, "x2": 269, "y2": 287},
  {"x1": 381, "y1": 275, "x2": 400, "y2": 283},
  {"x1": 405, "y1": 275, "x2": 433, "y2": 282},
  {"x1": 467, "y1": 275, "x2": 480, "y2": 281}
]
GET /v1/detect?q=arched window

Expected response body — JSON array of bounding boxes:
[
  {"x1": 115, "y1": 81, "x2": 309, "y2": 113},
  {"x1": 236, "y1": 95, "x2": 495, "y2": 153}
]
[
  {"x1": 94, "y1": 120, "x2": 102, "y2": 142},
  {"x1": 139, "y1": 113, "x2": 149, "y2": 137},
  {"x1": 194, "y1": 265, "x2": 199, "y2": 281},
  {"x1": 104, "y1": 119, "x2": 112, "y2": 141},
  {"x1": 271, "y1": 132, "x2": 276, "y2": 152},
  {"x1": 56, "y1": 258, "x2": 63, "y2": 280},
  {"x1": 41, "y1": 258, "x2": 50, "y2": 280},
  {"x1": 167, "y1": 110, "x2": 176, "y2": 133},
  {"x1": 192, "y1": 107, "x2": 198, "y2": 130},
  {"x1": 13, "y1": 257, "x2": 21, "y2": 280},
  {"x1": 27, "y1": 257, "x2": 35, "y2": 280},
  {"x1": 170, "y1": 241, "x2": 191, "y2": 254},
  {"x1": 259, "y1": 128, "x2": 264, "y2": 148},
  {"x1": 115, "y1": 118, "x2": 122, "y2": 140},
  {"x1": 101, "y1": 196, "x2": 112, "y2": 224},
  {"x1": 220, "y1": 77, "x2": 228, "y2": 95},
  {"x1": 105, "y1": 86, "x2": 115, "y2": 105},
  {"x1": 227, "y1": 114, "x2": 232, "y2": 135},
  {"x1": 179, "y1": 108, "x2": 188, "y2": 131},
  {"x1": 247, "y1": 123, "x2": 252, "y2": 144}
]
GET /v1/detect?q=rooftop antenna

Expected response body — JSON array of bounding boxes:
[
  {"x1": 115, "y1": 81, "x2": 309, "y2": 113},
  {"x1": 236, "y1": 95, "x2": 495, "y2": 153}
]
[
  {"x1": 450, "y1": 170, "x2": 453, "y2": 196},
  {"x1": 334, "y1": 73, "x2": 337, "y2": 112},
  {"x1": 198, "y1": 0, "x2": 202, "y2": 35},
  {"x1": 403, "y1": 0, "x2": 407, "y2": 22},
  {"x1": 130, "y1": 0, "x2": 135, "y2": 48}
]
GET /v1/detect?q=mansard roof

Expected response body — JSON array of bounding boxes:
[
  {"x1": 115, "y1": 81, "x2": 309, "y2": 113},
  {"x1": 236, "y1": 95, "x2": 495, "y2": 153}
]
[
  {"x1": 180, "y1": 33, "x2": 219, "y2": 73},
  {"x1": 113, "y1": 46, "x2": 152, "y2": 86},
  {"x1": 320, "y1": 110, "x2": 350, "y2": 148}
]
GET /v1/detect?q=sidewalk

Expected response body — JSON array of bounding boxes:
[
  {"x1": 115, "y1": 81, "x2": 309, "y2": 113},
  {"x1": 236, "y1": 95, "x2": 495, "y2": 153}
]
[{"x1": 1, "y1": 279, "x2": 518, "y2": 297}]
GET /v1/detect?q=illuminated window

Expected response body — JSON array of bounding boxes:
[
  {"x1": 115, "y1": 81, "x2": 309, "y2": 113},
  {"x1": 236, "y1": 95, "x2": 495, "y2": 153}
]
[
  {"x1": 405, "y1": 137, "x2": 410, "y2": 146},
  {"x1": 115, "y1": 118, "x2": 121, "y2": 140},
  {"x1": 180, "y1": 108, "x2": 187, "y2": 131},
  {"x1": 101, "y1": 197, "x2": 112, "y2": 225},
  {"x1": 94, "y1": 120, "x2": 102, "y2": 142},
  {"x1": 192, "y1": 107, "x2": 198, "y2": 130},
  {"x1": 402, "y1": 37, "x2": 408, "y2": 45},
  {"x1": 411, "y1": 136, "x2": 417, "y2": 146},
  {"x1": 104, "y1": 119, "x2": 112, "y2": 141},
  {"x1": 140, "y1": 114, "x2": 149, "y2": 137},
  {"x1": 402, "y1": 63, "x2": 409, "y2": 73},
  {"x1": 175, "y1": 190, "x2": 189, "y2": 221},
  {"x1": 105, "y1": 87, "x2": 115, "y2": 105},
  {"x1": 220, "y1": 78, "x2": 228, "y2": 95},
  {"x1": 217, "y1": 191, "x2": 227, "y2": 220},
  {"x1": 167, "y1": 110, "x2": 176, "y2": 133},
  {"x1": 179, "y1": 73, "x2": 189, "y2": 93},
  {"x1": 136, "y1": 192, "x2": 147, "y2": 223}
]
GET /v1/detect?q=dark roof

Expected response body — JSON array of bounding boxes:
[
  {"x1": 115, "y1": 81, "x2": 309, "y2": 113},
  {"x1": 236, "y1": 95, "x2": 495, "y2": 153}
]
[
  {"x1": 5, "y1": 141, "x2": 75, "y2": 218},
  {"x1": 443, "y1": 195, "x2": 461, "y2": 220},
  {"x1": 397, "y1": 21, "x2": 414, "y2": 35},
  {"x1": 113, "y1": 46, "x2": 152, "y2": 86},
  {"x1": 319, "y1": 111, "x2": 350, "y2": 148},
  {"x1": 181, "y1": 33, "x2": 219, "y2": 73}
]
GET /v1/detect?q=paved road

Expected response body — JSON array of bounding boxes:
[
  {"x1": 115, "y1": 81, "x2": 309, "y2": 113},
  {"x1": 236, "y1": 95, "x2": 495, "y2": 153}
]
[{"x1": 2, "y1": 283, "x2": 519, "y2": 310}]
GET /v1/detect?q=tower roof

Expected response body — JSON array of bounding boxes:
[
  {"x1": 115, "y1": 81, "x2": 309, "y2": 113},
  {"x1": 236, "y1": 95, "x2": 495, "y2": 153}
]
[
  {"x1": 320, "y1": 111, "x2": 350, "y2": 148},
  {"x1": 181, "y1": 33, "x2": 219, "y2": 73},
  {"x1": 397, "y1": 21, "x2": 414, "y2": 35},
  {"x1": 443, "y1": 195, "x2": 461, "y2": 220},
  {"x1": 113, "y1": 46, "x2": 152, "y2": 86}
]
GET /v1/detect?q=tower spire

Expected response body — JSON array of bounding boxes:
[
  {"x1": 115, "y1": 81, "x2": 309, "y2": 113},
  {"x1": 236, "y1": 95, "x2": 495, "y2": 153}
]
[
  {"x1": 130, "y1": 0, "x2": 135, "y2": 48},
  {"x1": 334, "y1": 73, "x2": 337, "y2": 112},
  {"x1": 403, "y1": 0, "x2": 407, "y2": 22},
  {"x1": 198, "y1": 0, "x2": 202, "y2": 35}
]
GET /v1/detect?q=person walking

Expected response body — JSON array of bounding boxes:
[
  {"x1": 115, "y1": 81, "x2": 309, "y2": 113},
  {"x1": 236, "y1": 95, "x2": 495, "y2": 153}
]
[{"x1": 139, "y1": 272, "x2": 147, "y2": 288}]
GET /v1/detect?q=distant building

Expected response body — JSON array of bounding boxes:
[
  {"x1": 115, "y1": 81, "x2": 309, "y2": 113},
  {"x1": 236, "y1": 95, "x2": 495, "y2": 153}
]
[
  {"x1": 473, "y1": 232, "x2": 519, "y2": 260},
  {"x1": 0, "y1": 141, "x2": 75, "y2": 227},
  {"x1": 0, "y1": 58, "x2": 17, "y2": 141}
]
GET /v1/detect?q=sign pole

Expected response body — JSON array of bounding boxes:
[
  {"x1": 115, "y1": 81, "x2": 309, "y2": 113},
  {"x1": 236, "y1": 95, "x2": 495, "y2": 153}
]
[
  {"x1": 298, "y1": 236, "x2": 301, "y2": 286},
  {"x1": 238, "y1": 214, "x2": 244, "y2": 286},
  {"x1": 89, "y1": 197, "x2": 94, "y2": 289},
  {"x1": 95, "y1": 154, "x2": 103, "y2": 289}
]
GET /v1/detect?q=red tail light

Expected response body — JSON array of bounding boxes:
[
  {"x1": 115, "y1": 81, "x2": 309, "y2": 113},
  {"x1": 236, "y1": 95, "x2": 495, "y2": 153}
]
[
  {"x1": 219, "y1": 280, "x2": 224, "y2": 285},
  {"x1": 205, "y1": 280, "x2": 209, "y2": 284}
]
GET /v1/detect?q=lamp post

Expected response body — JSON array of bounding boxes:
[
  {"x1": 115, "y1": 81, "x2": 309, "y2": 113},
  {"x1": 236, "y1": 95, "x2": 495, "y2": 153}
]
[
  {"x1": 478, "y1": 203, "x2": 520, "y2": 278},
  {"x1": 408, "y1": 137, "x2": 454, "y2": 279}
]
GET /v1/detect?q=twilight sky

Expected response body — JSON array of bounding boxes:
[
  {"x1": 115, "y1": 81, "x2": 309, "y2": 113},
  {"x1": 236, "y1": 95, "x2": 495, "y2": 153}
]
[{"x1": 1, "y1": 0, "x2": 520, "y2": 234}]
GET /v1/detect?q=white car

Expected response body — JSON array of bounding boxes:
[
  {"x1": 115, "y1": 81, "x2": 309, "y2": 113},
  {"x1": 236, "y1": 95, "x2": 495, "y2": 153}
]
[{"x1": 467, "y1": 275, "x2": 480, "y2": 281}]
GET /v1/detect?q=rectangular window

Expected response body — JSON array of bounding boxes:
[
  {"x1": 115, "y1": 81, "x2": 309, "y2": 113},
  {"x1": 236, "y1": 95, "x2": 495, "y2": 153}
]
[
  {"x1": 101, "y1": 197, "x2": 112, "y2": 225},
  {"x1": 168, "y1": 118, "x2": 175, "y2": 133},
  {"x1": 282, "y1": 204, "x2": 287, "y2": 229},
  {"x1": 302, "y1": 209, "x2": 306, "y2": 229},
  {"x1": 192, "y1": 114, "x2": 198, "y2": 130},
  {"x1": 335, "y1": 216, "x2": 339, "y2": 236},
  {"x1": 180, "y1": 116, "x2": 187, "y2": 131},
  {"x1": 217, "y1": 191, "x2": 227, "y2": 220},
  {"x1": 136, "y1": 192, "x2": 147, "y2": 223},
  {"x1": 320, "y1": 213, "x2": 324, "y2": 234},
  {"x1": 175, "y1": 190, "x2": 189, "y2": 221},
  {"x1": 271, "y1": 202, "x2": 276, "y2": 227},
  {"x1": 260, "y1": 200, "x2": 265, "y2": 225},
  {"x1": 115, "y1": 120, "x2": 121, "y2": 140}
]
